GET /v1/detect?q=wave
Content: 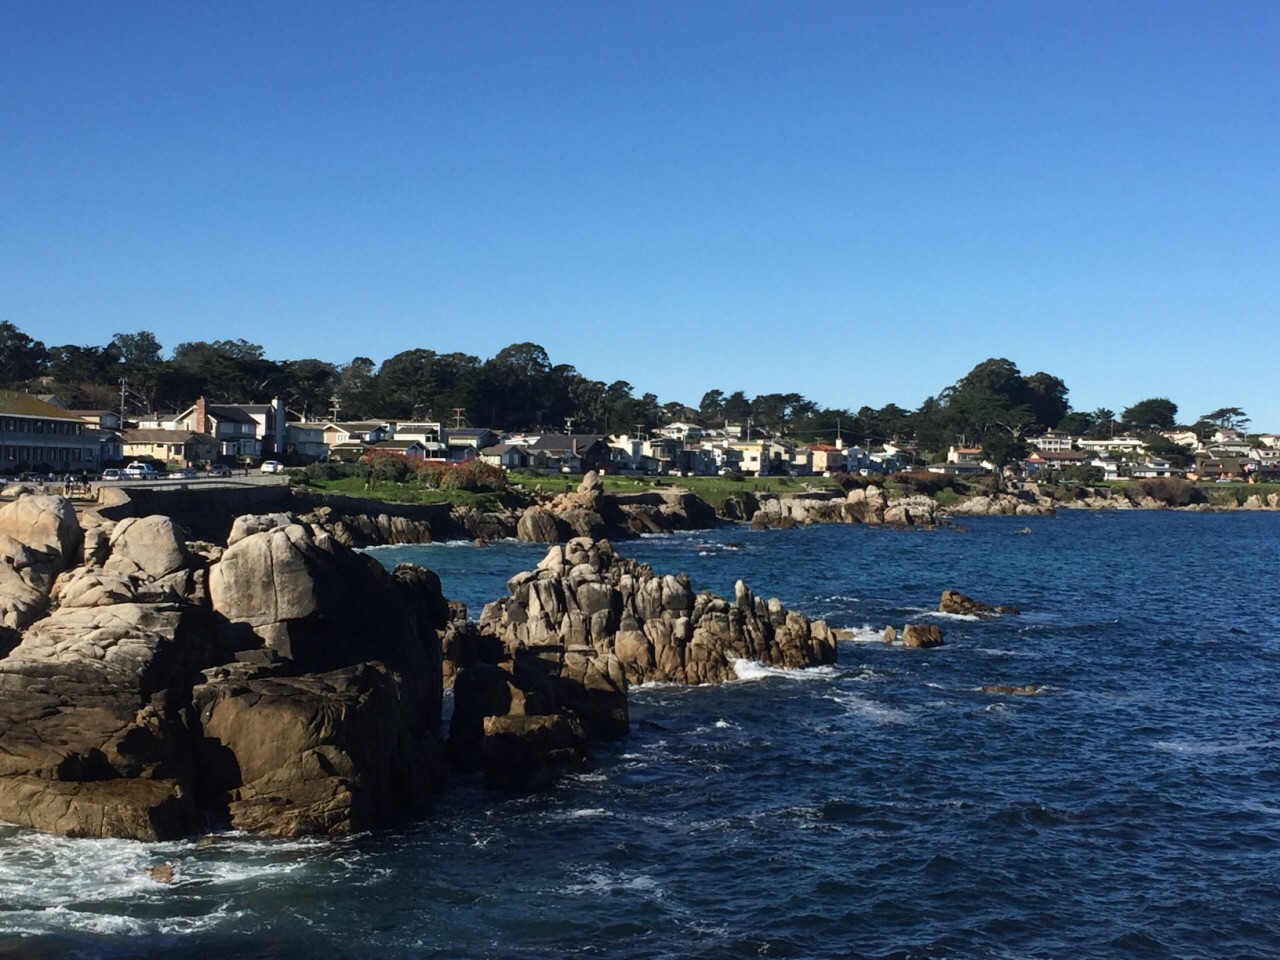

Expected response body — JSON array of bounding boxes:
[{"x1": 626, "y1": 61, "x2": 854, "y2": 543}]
[
  {"x1": 731, "y1": 659, "x2": 841, "y2": 682},
  {"x1": 822, "y1": 691, "x2": 911, "y2": 725},
  {"x1": 836, "y1": 625, "x2": 886, "y2": 643},
  {"x1": 1154, "y1": 738, "x2": 1268, "y2": 756}
]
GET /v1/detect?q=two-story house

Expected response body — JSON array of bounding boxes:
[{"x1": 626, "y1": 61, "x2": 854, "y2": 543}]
[{"x1": 0, "y1": 390, "x2": 100, "y2": 472}]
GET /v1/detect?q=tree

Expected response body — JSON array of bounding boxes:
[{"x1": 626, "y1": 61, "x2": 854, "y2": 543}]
[
  {"x1": 1057, "y1": 411, "x2": 1095, "y2": 437},
  {"x1": 1121, "y1": 398, "x2": 1178, "y2": 432},
  {"x1": 1142, "y1": 434, "x2": 1196, "y2": 469},
  {"x1": 1024, "y1": 372, "x2": 1069, "y2": 429},
  {"x1": 1200, "y1": 407, "x2": 1249, "y2": 432},
  {"x1": 110, "y1": 331, "x2": 162, "y2": 368},
  {"x1": 0, "y1": 321, "x2": 49, "y2": 384},
  {"x1": 1089, "y1": 408, "x2": 1116, "y2": 439},
  {"x1": 721, "y1": 390, "x2": 752, "y2": 424},
  {"x1": 334, "y1": 356, "x2": 378, "y2": 419},
  {"x1": 698, "y1": 389, "x2": 724, "y2": 424}
]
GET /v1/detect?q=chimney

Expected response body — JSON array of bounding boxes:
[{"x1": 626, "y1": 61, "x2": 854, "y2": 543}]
[
  {"x1": 273, "y1": 396, "x2": 286, "y2": 457},
  {"x1": 194, "y1": 397, "x2": 207, "y2": 435}
]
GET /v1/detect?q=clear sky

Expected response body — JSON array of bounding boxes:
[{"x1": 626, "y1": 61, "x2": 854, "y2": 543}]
[{"x1": 3, "y1": 2, "x2": 1278, "y2": 430}]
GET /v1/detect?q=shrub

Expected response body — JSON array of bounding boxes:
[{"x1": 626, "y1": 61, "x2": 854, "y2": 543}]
[
  {"x1": 1132, "y1": 477, "x2": 1203, "y2": 507},
  {"x1": 893, "y1": 471, "x2": 962, "y2": 497}
]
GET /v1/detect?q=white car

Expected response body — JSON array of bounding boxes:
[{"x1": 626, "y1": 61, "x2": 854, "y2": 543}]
[
  {"x1": 122, "y1": 463, "x2": 159, "y2": 480},
  {"x1": 260, "y1": 460, "x2": 285, "y2": 474}
]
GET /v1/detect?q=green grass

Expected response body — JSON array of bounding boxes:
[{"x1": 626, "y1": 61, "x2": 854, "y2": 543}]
[{"x1": 294, "y1": 475, "x2": 523, "y2": 510}]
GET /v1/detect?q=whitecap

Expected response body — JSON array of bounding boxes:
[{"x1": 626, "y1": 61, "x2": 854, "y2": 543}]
[
  {"x1": 836, "y1": 625, "x2": 886, "y2": 643},
  {"x1": 731, "y1": 659, "x2": 841, "y2": 682},
  {"x1": 975, "y1": 647, "x2": 1043, "y2": 659},
  {"x1": 713, "y1": 719, "x2": 735, "y2": 729},
  {"x1": 822, "y1": 691, "x2": 910, "y2": 724},
  {"x1": 564, "y1": 808, "x2": 610, "y2": 820},
  {"x1": 1154, "y1": 738, "x2": 1263, "y2": 756}
]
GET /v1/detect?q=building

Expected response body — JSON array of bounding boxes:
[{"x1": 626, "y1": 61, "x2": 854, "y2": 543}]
[
  {"x1": 120, "y1": 428, "x2": 217, "y2": 466},
  {"x1": 0, "y1": 390, "x2": 101, "y2": 473},
  {"x1": 1029, "y1": 429, "x2": 1074, "y2": 454}
]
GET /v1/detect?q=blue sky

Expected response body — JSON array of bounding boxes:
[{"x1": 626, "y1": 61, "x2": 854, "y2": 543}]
[{"x1": 3, "y1": 2, "x2": 1278, "y2": 429}]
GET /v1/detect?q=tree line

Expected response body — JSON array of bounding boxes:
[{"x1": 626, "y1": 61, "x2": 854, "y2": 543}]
[{"x1": 0, "y1": 320, "x2": 1250, "y2": 465}]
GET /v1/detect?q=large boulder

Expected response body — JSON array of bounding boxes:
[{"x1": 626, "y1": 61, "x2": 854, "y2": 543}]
[
  {"x1": 105, "y1": 515, "x2": 194, "y2": 580},
  {"x1": 0, "y1": 496, "x2": 83, "y2": 630},
  {"x1": 901, "y1": 624, "x2": 944, "y2": 649},
  {"x1": 192, "y1": 661, "x2": 445, "y2": 837},
  {"x1": 0, "y1": 507, "x2": 451, "y2": 841},
  {"x1": 517, "y1": 506, "x2": 565, "y2": 543},
  {"x1": 0, "y1": 601, "x2": 217, "y2": 840}
]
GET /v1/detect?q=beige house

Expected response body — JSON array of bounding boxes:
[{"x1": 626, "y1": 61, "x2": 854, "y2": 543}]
[{"x1": 120, "y1": 429, "x2": 216, "y2": 466}]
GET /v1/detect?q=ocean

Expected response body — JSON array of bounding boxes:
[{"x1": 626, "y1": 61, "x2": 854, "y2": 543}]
[{"x1": 2, "y1": 511, "x2": 1278, "y2": 959}]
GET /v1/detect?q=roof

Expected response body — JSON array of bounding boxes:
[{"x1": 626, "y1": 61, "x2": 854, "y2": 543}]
[
  {"x1": 370, "y1": 439, "x2": 427, "y2": 451},
  {"x1": 0, "y1": 390, "x2": 88, "y2": 421},
  {"x1": 205, "y1": 405, "x2": 262, "y2": 424},
  {"x1": 447, "y1": 427, "x2": 495, "y2": 438},
  {"x1": 527, "y1": 434, "x2": 606, "y2": 452},
  {"x1": 123, "y1": 429, "x2": 216, "y2": 444},
  {"x1": 1026, "y1": 450, "x2": 1088, "y2": 461}
]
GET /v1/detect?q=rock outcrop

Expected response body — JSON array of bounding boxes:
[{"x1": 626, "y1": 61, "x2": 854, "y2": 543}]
[
  {"x1": 746, "y1": 485, "x2": 941, "y2": 528},
  {"x1": 0, "y1": 499, "x2": 448, "y2": 841},
  {"x1": 476, "y1": 538, "x2": 837, "y2": 686},
  {"x1": 943, "y1": 491, "x2": 1055, "y2": 517},
  {"x1": 443, "y1": 537, "x2": 835, "y2": 789},
  {"x1": 900, "y1": 624, "x2": 944, "y2": 649},
  {"x1": 938, "y1": 590, "x2": 1019, "y2": 617}
]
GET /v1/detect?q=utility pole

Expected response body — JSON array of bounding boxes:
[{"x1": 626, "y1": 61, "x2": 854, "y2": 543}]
[
  {"x1": 564, "y1": 417, "x2": 575, "y2": 435},
  {"x1": 452, "y1": 408, "x2": 466, "y2": 429},
  {"x1": 329, "y1": 395, "x2": 341, "y2": 421},
  {"x1": 119, "y1": 378, "x2": 127, "y2": 427}
]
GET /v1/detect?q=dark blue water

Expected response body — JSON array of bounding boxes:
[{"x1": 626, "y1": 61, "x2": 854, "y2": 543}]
[{"x1": 3, "y1": 512, "x2": 1279, "y2": 959}]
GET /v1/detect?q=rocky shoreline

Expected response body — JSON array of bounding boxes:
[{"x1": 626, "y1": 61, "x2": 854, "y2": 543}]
[{"x1": 0, "y1": 492, "x2": 834, "y2": 842}]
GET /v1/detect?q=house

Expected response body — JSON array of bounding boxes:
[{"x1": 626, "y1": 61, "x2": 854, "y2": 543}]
[
  {"x1": 1030, "y1": 429, "x2": 1074, "y2": 454},
  {"x1": 1193, "y1": 456, "x2": 1244, "y2": 480},
  {"x1": 731, "y1": 439, "x2": 789, "y2": 476},
  {"x1": 445, "y1": 427, "x2": 498, "y2": 461},
  {"x1": 1022, "y1": 449, "x2": 1090, "y2": 475},
  {"x1": 523, "y1": 434, "x2": 609, "y2": 473},
  {"x1": 70, "y1": 410, "x2": 124, "y2": 466},
  {"x1": 655, "y1": 421, "x2": 704, "y2": 443},
  {"x1": 479, "y1": 443, "x2": 531, "y2": 471},
  {"x1": 169, "y1": 398, "x2": 275, "y2": 462},
  {"x1": 0, "y1": 390, "x2": 101, "y2": 472},
  {"x1": 367, "y1": 439, "x2": 429, "y2": 460},
  {"x1": 285, "y1": 422, "x2": 329, "y2": 462},
  {"x1": 1090, "y1": 457, "x2": 1122, "y2": 481},
  {"x1": 927, "y1": 461, "x2": 987, "y2": 476},
  {"x1": 120, "y1": 429, "x2": 217, "y2": 466},
  {"x1": 324, "y1": 421, "x2": 389, "y2": 445},
  {"x1": 946, "y1": 446, "x2": 986, "y2": 465},
  {"x1": 1076, "y1": 436, "x2": 1148, "y2": 456},
  {"x1": 1160, "y1": 430, "x2": 1201, "y2": 450},
  {"x1": 807, "y1": 444, "x2": 847, "y2": 475},
  {"x1": 1131, "y1": 458, "x2": 1179, "y2": 478},
  {"x1": 388, "y1": 421, "x2": 447, "y2": 459}
]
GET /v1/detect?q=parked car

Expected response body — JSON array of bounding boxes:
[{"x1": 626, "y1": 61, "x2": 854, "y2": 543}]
[
  {"x1": 208, "y1": 464, "x2": 232, "y2": 478},
  {"x1": 122, "y1": 462, "x2": 160, "y2": 480},
  {"x1": 100, "y1": 468, "x2": 123, "y2": 481},
  {"x1": 171, "y1": 468, "x2": 198, "y2": 479},
  {"x1": 260, "y1": 460, "x2": 285, "y2": 474}
]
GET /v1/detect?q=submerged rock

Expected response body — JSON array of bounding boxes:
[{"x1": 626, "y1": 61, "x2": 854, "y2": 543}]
[{"x1": 939, "y1": 590, "x2": 1020, "y2": 617}]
